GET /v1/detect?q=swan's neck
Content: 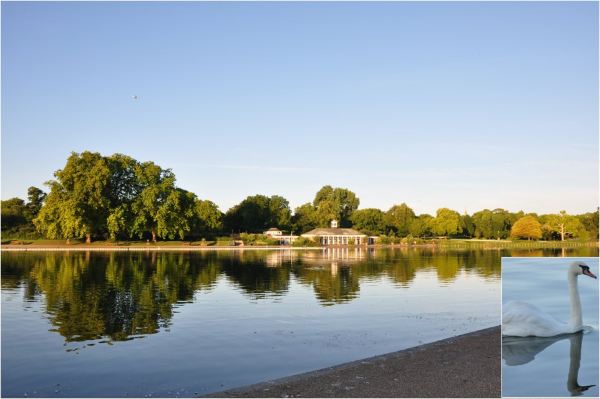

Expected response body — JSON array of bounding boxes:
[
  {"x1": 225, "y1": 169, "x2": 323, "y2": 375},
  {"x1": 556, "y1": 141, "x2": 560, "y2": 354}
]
[{"x1": 568, "y1": 273, "x2": 582, "y2": 331}]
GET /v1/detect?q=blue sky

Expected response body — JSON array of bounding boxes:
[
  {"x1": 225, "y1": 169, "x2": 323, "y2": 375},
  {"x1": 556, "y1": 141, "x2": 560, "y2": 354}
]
[{"x1": 2, "y1": 2, "x2": 598, "y2": 215}]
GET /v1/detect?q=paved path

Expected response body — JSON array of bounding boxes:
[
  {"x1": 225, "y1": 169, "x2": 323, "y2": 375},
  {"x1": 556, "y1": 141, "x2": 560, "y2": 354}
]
[{"x1": 203, "y1": 326, "x2": 500, "y2": 398}]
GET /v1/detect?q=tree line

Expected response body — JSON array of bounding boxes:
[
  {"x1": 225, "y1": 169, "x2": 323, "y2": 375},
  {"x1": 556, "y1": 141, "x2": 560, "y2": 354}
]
[{"x1": 1, "y1": 151, "x2": 598, "y2": 243}]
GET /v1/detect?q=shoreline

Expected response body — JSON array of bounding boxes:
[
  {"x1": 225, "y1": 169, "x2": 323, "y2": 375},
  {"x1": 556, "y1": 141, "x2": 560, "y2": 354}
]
[
  {"x1": 2, "y1": 241, "x2": 595, "y2": 252},
  {"x1": 202, "y1": 326, "x2": 501, "y2": 398}
]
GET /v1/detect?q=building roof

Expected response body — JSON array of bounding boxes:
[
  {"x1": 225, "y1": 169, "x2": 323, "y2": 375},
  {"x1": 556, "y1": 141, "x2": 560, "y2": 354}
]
[
  {"x1": 302, "y1": 227, "x2": 366, "y2": 237},
  {"x1": 265, "y1": 227, "x2": 281, "y2": 232}
]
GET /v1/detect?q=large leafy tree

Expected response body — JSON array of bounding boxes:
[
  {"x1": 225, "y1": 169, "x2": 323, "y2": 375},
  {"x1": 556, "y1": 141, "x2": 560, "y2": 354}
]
[
  {"x1": 409, "y1": 214, "x2": 434, "y2": 237},
  {"x1": 490, "y1": 208, "x2": 513, "y2": 239},
  {"x1": 430, "y1": 208, "x2": 463, "y2": 237},
  {"x1": 224, "y1": 194, "x2": 292, "y2": 233},
  {"x1": 577, "y1": 209, "x2": 599, "y2": 239},
  {"x1": 35, "y1": 151, "x2": 112, "y2": 243},
  {"x1": 384, "y1": 203, "x2": 415, "y2": 236},
  {"x1": 510, "y1": 215, "x2": 542, "y2": 240},
  {"x1": 312, "y1": 185, "x2": 359, "y2": 227},
  {"x1": 190, "y1": 199, "x2": 223, "y2": 238},
  {"x1": 130, "y1": 162, "x2": 177, "y2": 242},
  {"x1": 472, "y1": 209, "x2": 493, "y2": 239},
  {"x1": 542, "y1": 210, "x2": 586, "y2": 241},
  {"x1": 350, "y1": 208, "x2": 385, "y2": 236},
  {"x1": 291, "y1": 203, "x2": 318, "y2": 234}
]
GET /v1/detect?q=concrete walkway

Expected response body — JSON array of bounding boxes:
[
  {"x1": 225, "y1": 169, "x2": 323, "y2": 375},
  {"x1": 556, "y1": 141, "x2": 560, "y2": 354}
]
[{"x1": 204, "y1": 326, "x2": 500, "y2": 398}]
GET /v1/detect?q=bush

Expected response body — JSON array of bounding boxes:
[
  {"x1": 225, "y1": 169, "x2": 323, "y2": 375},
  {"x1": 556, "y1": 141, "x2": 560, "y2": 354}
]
[
  {"x1": 292, "y1": 237, "x2": 318, "y2": 247},
  {"x1": 239, "y1": 233, "x2": 279, "y2": 246}
]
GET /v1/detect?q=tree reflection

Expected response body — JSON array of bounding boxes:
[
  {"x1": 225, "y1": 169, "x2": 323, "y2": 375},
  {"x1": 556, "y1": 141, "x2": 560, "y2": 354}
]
[
  {"x1": 3, "y1": 252, "x2": 220, "y2": 343},
  {"x1": 1, "y1": 247, "x2": 503, "y2": 344}
]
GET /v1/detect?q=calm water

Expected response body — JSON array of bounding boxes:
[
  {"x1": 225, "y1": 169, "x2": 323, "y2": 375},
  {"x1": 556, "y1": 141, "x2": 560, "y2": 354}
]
[
  {"x1": 502, "y1": 257, "x2": 599, "y2": 398},
  {"x1": 1, "y1": 247, "x2": 596, "y2": 397}
]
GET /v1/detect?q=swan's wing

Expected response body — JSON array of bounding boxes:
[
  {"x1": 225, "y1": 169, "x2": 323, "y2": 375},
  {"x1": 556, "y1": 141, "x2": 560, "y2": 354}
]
[{"x1": 502, "y1": 301, "x2": 567, "y2": 337}]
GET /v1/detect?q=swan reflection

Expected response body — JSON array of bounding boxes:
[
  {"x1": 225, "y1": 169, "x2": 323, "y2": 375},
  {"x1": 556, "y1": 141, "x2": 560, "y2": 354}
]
[{"x1": 503, "y1": 331, "x2": 595, "y2": 396}]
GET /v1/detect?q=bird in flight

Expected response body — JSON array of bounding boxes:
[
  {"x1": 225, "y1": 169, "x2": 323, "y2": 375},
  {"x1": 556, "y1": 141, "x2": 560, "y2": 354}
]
[{"x1": 132, "y1": 95, "x2": 139, "y2": 100}]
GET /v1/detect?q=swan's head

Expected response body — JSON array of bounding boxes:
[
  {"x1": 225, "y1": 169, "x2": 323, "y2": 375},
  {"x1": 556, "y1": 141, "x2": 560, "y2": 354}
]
[{"x1": 569, "y1": 261, "x2": 597, "y2": 279}]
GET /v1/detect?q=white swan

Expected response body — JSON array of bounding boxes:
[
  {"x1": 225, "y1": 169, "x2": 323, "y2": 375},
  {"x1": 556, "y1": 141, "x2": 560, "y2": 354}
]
[{"x1": 502, "y1": 261, "x2": 597, "y2": 337}]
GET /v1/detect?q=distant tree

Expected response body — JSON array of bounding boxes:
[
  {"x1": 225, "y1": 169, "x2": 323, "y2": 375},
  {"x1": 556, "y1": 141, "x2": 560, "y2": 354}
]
[
  {"x1": 577, "y1": 209, "x2": 599, "y2": 239},
  {"x1": 312, "y1": 186, "x2": 359, "y2": 227},
  {"x1": 1, "y1": 198, "x2": 27, "y2": 231},
  {"x1": 460, "y1": 213, "x2": 475, "y2": 238},
  {"x1": 24, "y1": 186, "x2": 47, "y2": 221},
  {"x1": 542, "y1": 210, "x2": 586, "y2": 241},
  {"x1": 430, "y1": 208, "x2": 462, "y2": 237},
  {"x1": 191, "y1": 199, "x2": 223, "y2": 238},
  {"x1": 490, "y1": 208, "x2": 513, "y2": 239},
  {"x1": 224, "y1": 194, "x2": 291, "y2": 233},
  {"x1": 510, "y1": 215, "x2": 542, "y2": 240},
  {"x1": 472, "y1": 209, "x2": 494, "y2": 239},
  {"x1": 292, "y1": 203, "x2": 318, "y2": 234},
  {"x1": 350, "y1": 208, "x2": 385, "y2": 236},
  {"x1": 409, "y1": 214, "x2": 434, "y2": 237},
  {"x1": 384, "y1": 203, "x2": 415, "y2": 237},
  {"x1": 267, "y1": 195, "x2": 292, "y2": 230}
]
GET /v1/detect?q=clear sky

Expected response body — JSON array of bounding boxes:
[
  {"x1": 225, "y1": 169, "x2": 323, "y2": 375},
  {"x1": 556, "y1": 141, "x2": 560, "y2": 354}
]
[{"x1": 2, "y1": 2, "x2": 598, "y2": 215}]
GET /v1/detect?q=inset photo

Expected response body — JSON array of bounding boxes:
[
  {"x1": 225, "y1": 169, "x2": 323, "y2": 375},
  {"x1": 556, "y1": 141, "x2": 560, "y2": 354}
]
[{"x1": 502, "y1": 257, "x2": 599, "y2": 397}]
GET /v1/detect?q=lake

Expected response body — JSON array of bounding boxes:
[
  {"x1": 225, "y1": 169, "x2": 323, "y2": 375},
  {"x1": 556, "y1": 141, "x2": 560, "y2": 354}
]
[
  {"x1": 502, "y1": 257, "x2": 599, "y2": 398},
  {"x1": 1, "y1": 246, "x2": 597, "y2": 397}
]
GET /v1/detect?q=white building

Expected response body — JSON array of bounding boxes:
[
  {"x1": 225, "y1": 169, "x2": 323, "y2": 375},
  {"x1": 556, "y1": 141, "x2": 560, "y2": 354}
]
[
  {"x1": 263, "y1": 227, "x2": 298, "y2": 245},
  {"x1": 301, "y1": 220, "x2": 368, "y2": 245}
]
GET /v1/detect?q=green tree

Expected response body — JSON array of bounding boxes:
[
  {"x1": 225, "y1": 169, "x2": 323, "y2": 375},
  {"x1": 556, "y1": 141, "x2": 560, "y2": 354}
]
[
  {"x1": 384, "y1": 203, "x2": 415, "y2": 237},
  {"x1": 190, "y1": 199, "x2": 223, "y2": 238},
  {"x1": 460, "y1": 213, "x2": 475, "y2": 238},
  {"x1": 224, "y1": 195, "x2": 291, "y2": 233},
  {"x1": 472, "y1": 209, "x2": 494, "y2": 239},
  {"x1": 156, "y1": 188, "x2": 196, "y2": 240},
  {"x1": 312, "y1": 186, "x2": 359, "y2": 227},
  {"x1": 510, "y1": 215, "x2": 542, "y2": 240},
  {"x1": 409, "y1": 214, "x2": 433, "y2": 237},
  {"x1": 34, "y1": 152, "x2": 112, "y2": 243},
  {"x1": 542, "y1": 210, "x2": 586, "y2": 241},
  {"x1": 292, "y1": 203, "x2": 318, "y2": 234},
  {"x1": 24, "y1": 186, "x2": 47, "y2": 221},
  {"x1": 577, "y1": 209, "x2": 599, "y2": 240},
  {"x1": 490, "y1": 208, "x2": 513, "y2": 239},
  {"x1": 130, "y1": 161, "x2": 177, "y2": 242},
  {"x1": 430, "y1": 208, "x2": 463, "y2": 237},
  {"x1": 1, "y1": 198, "x2": 27, "y2": 230},
  {"x1": 350, "y1": 208, "x2": 385, "y2": 236}
]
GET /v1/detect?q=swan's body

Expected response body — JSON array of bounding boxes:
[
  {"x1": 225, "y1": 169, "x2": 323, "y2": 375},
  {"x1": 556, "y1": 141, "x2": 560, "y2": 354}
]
[
  {"x1": 502, "y1": 261, "x2": 596, "y2": 337},
  {"x1": 503, "y1": 301, "x2": 577, "y2": 337}
]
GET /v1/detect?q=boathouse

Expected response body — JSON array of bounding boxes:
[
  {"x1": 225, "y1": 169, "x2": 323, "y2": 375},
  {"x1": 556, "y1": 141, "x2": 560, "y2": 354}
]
[{"x1": 301, "y1": 220, "x2": 368, "y2": 245}]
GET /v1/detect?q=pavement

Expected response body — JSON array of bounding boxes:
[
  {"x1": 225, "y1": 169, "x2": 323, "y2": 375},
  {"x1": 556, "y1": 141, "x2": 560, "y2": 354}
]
[{"x1": 203, "y1": 326, "x2": 501, "y2": 398}]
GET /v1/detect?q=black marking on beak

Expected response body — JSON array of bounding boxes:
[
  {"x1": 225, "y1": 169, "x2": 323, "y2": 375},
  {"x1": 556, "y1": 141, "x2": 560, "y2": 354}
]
[{"x1": 580, "y1": 265, "x2": 597, "y2": 279}]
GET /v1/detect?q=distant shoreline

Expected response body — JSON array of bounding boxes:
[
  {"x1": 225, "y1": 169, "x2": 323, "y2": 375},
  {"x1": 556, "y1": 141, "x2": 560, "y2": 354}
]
[{"x1": 2, "y1": 240, "x2": 596, "y2": 252}]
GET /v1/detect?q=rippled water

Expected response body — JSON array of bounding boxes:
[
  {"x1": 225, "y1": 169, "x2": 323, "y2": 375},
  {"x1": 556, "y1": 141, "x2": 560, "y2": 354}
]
[
  {"x1": 1, "y1": 246, "x2": 596, "y2": 397},
  {"x1": 502, "y1": 257, "x2": 599, "y2": 397}
]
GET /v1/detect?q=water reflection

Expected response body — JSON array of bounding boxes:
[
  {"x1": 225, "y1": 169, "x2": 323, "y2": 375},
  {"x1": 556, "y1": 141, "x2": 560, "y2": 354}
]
[
  {"x1": 503, "y1": 332, "x2": 596, "y2": 396},
  {"x1": 1, "y1": 247, "x2": 593, "y2": 345}
]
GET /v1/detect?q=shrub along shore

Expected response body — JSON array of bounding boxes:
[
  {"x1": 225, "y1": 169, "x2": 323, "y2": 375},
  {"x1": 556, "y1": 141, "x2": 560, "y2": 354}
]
[{"x1": 2, "y1": 151, "x2": 598, "y2": 245}]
